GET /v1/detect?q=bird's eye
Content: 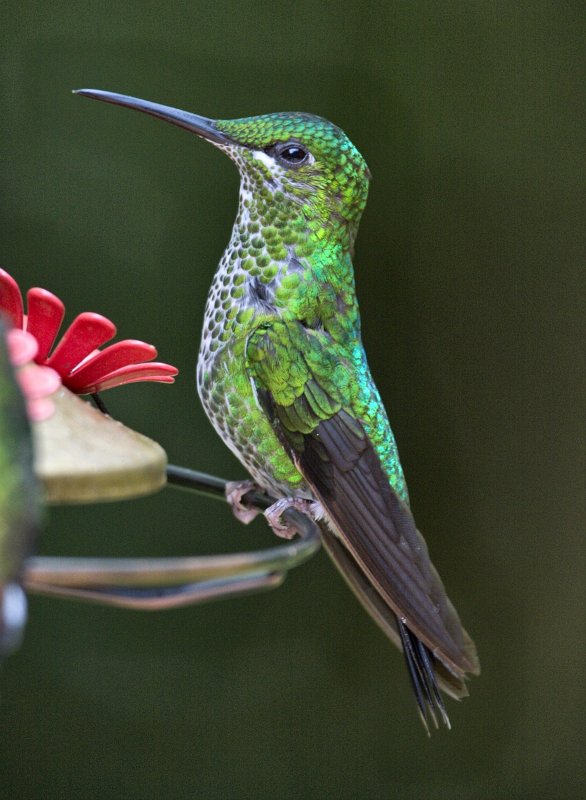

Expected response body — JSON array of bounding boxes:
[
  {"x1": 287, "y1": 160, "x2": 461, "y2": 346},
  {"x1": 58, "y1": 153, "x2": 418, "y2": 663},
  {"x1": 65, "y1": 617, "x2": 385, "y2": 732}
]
[
  {"x1": 279, "y1": 145, "x2": 308, "y2": 164},
  {"x1": 266, "y1": 142, "x2": 311, "y2": 168}
]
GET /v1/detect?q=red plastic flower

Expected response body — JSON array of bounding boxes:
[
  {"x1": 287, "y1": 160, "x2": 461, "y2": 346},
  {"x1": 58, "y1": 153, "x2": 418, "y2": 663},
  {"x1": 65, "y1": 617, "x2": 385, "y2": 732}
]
[{"x1": 0, "y1": 268, "x2": 178, "y2": 394}]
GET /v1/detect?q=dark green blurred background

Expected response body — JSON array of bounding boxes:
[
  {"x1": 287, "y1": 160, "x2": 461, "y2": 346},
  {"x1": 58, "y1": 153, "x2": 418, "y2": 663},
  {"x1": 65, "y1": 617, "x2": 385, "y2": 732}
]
[{"x1": 1, "y1": 2, "x2": 584, "y2": 798}]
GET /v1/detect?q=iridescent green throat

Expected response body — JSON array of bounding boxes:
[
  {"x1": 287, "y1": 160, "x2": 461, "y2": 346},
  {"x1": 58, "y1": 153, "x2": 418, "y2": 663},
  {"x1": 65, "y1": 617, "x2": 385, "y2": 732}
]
[
  {"x1": 199, "y1": 154, "x2": 361, "y2": 356},
  {"x1": 199, "y1": 113, "x2": 371, "y2": 350}
]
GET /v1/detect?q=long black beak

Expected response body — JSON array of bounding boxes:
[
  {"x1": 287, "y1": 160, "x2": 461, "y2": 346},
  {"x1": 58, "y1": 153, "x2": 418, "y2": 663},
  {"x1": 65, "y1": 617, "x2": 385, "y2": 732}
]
[{"x1": 73, "y1": 89, "x2": 233, "y2": 146}]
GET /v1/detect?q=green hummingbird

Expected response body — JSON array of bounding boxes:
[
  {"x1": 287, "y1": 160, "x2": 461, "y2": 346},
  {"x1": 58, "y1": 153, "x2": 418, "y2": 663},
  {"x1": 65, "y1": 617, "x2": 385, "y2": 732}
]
[{"x1": 75, "y1": 89, "x2": 479, "y2": 730}]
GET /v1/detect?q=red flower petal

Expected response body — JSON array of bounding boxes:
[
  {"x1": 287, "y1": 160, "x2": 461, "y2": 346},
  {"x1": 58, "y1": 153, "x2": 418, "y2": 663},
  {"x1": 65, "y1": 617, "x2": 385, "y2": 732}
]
[
  {"x1": 0, "y1": 267, "x2": 24, "y2": 328},
  {"x1": 66, "y1": 339, "x2": 158, "y2": 392},
  {"x1": 17, "y1": 363, "x2": 61, "y2": 400},
  {"x1": 6, "y1": 328, "x2": 38, "y2": 366},
  {"x1": 26, "y1": 287, "x2": 65, "y2": 362},
  {"x1": 78, "y1": 362, "x2": 178, "y2": 394},
  {"x1": 7, "y1": 329, "x2": 61, "y2": 423},
  {"x1": 26, "y1": 396, "x2": 56, "y2": 423},
  {"x1": 46, "y1": 312, "x2": 116, "y2": 376},
  {"x1": 1, "y1": 268, "x2": 179, "y2": 398}
]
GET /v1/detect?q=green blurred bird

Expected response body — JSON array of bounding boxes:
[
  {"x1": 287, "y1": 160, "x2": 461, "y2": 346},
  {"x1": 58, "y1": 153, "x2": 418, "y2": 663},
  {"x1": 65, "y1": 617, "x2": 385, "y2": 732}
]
[
  {"x1": 76, "y1": 89, "x2": 480, "y2": 730},
  {"x1": 0, "y1": 323, "x2": 39, "y2": 657}
]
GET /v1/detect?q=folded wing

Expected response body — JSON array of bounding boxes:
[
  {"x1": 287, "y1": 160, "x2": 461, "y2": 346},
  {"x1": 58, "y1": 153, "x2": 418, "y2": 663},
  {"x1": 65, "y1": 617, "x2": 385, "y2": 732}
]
[{"x1": 246, "y1": 318, "x2": 479, "y2": 718}]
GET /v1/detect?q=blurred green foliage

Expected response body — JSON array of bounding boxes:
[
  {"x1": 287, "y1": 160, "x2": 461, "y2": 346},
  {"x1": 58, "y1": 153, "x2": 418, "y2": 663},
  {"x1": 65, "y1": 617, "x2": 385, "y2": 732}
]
[{"x1": 1, "y1": 2, "x2": 584, "y2": 798}]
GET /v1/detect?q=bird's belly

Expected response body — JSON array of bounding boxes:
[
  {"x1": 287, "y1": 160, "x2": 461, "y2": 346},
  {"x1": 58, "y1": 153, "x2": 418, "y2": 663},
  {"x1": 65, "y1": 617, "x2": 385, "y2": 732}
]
[{"x1": 197, "y1": 342, "x2": 309, "y2": 499}]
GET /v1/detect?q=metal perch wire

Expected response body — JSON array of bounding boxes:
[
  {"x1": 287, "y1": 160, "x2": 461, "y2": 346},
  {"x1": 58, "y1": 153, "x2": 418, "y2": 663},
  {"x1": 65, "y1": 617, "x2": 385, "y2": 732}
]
[{"x1": 24, "y1": 465, "x2": 322, "y2": 610}]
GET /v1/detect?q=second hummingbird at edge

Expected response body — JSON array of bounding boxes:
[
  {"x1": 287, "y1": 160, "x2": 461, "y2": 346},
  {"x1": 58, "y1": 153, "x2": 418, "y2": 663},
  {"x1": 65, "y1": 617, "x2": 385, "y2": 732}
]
[{"x1": 75, "y1": 88, "x2": 480, "y2": 731}]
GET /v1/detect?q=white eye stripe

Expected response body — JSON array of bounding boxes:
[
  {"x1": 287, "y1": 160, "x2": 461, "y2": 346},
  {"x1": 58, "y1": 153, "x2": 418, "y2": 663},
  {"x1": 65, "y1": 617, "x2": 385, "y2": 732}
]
[{"x1": 252, "y1": 150, "x2": 277, "y2": 168}]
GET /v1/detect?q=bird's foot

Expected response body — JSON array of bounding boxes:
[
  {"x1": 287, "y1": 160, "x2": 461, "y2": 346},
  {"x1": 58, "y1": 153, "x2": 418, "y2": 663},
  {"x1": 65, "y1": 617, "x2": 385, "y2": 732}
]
[
  {"x1": 265, "y1": 497, "x2": 324, "y2": 540},
  {"x1": 225, "y1": 480, "x2": 266, "y2": 525}
]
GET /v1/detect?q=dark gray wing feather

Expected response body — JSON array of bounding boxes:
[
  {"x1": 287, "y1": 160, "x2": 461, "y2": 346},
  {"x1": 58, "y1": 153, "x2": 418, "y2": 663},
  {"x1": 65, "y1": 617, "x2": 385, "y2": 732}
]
[{"x1": 294, "y1": 409, "x2": 479, "y2": 678}]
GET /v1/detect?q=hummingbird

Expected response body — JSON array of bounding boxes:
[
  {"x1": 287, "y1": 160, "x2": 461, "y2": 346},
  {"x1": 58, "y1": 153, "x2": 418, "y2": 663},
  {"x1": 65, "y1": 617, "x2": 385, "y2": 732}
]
[{"x1": 75, "y1": 89, "x2": 480, "y2": 730}]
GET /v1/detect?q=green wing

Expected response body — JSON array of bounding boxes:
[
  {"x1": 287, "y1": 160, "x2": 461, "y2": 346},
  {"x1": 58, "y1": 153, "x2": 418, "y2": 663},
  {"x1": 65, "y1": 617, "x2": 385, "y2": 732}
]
[{"x1": 247, "y1": 318, "x2": 479, "y2": 698}]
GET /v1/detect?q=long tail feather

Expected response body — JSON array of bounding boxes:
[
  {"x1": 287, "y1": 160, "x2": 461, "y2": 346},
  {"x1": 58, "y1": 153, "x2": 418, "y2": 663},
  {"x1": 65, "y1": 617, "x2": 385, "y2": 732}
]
[{"x1": 397, "y1": 618, "x2": 451, "y2": 733}]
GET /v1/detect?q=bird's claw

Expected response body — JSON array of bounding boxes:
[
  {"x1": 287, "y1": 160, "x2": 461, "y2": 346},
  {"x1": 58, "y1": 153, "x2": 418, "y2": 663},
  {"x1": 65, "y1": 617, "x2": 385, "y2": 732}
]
[
  {"x1": 225, "y1": 480, "x2": 263, "y2": 524},
  {"x1": 264, "y1": 497, "x2": 323, "y2": 540}
]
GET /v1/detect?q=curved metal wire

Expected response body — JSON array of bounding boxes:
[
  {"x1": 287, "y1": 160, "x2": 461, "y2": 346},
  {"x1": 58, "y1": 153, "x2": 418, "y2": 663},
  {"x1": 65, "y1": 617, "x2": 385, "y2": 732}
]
[{"x1": 24, "y1": 466, "x2": 321, "y2": 610}]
